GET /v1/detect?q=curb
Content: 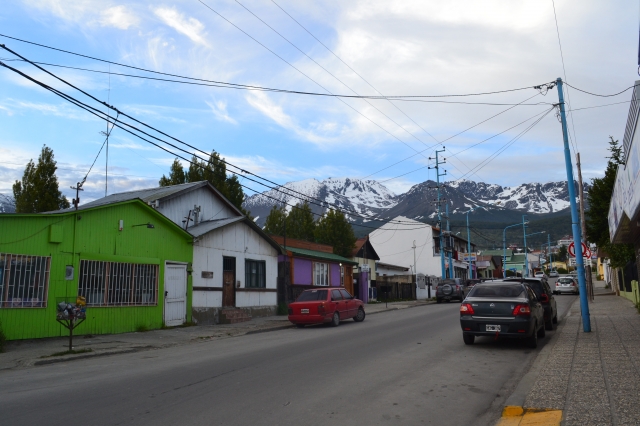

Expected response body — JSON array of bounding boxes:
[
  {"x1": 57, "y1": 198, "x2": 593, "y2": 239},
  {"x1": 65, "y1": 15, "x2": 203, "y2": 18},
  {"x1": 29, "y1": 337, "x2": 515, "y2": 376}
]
[
  {"x1": 244, "y1": 324, "x2": 294, "y2": 335},
  {"x1": 367, "y1": 301, "x2": 436, "y2": 316},
  {"x1": 33, "y1": 348, "x2": 141, "y2": 366},
  {"x1": 499, "y1": 298, "x2": 577, "y2": 422}
]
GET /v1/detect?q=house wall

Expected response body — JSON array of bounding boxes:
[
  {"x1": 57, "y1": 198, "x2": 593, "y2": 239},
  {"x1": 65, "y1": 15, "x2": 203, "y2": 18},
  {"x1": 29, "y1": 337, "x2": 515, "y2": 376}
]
[
  {"x1": 330, "y1": 264, "x2": 340, "y2": 286},
  {"x1": 0, "y1": 202, "x2": 192, "y2": 340},
  {"x1": 293, "y1": 258, "x2": 312, "y2": 284},
  {"x1": 157, "y1": 186, "x2": 238, "y2": 226},
  {"x1": 191, "y1": 220, "x2": 279, "y2": 324}
]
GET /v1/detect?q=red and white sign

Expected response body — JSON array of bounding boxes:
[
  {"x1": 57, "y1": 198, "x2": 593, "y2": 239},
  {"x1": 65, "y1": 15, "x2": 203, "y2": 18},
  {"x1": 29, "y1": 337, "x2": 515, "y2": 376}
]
[{"x1": 568, "y1": 242, "x2": 591, "y2": 259}]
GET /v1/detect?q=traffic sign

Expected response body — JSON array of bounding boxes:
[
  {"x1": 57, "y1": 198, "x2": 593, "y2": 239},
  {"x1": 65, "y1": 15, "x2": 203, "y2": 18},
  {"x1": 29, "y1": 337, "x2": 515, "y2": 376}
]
[{"x1": 568, "y1": 242, "x2": 591, "y2": 258}]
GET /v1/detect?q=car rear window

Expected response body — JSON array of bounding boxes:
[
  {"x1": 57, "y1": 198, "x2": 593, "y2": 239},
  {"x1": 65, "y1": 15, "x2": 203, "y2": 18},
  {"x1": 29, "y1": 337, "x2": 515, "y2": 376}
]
[
  {"x1": 296, "y1": 290, "x2": 328, "y2": 302},
  {"x1": 558, "y1": 278, "x2": 574, "y2": 283},
  {"x1": 525, "y1": 281, "x2": 543, "y2": 296},
  {"x1": 468, "y1": 284, "x2": 525, "y2": 298}
]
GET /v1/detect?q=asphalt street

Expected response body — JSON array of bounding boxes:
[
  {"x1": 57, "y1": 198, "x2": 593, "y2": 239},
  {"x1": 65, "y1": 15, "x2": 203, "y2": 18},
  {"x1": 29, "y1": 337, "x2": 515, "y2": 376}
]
[{"x1": 1, "y1": 293, "x2": 577, "y2": 426}]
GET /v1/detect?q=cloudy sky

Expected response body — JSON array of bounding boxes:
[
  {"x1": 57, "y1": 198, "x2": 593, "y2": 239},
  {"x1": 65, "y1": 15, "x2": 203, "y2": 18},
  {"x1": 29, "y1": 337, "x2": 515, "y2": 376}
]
[{"x1": 0, "y1": 0, "x2": 637, "y2": 203}]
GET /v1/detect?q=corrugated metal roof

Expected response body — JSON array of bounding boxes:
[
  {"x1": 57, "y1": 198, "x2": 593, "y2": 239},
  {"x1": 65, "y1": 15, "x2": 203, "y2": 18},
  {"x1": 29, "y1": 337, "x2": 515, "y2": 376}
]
[
  {"x1": 79, "y1": 182, "x2": 204, "y2": 209},
  {"x1": 187, "y1": 217, "x2": 244, "y2": 237},
  {"x1": 285, "y1": 246, "x2": 358, "y2": 265}
]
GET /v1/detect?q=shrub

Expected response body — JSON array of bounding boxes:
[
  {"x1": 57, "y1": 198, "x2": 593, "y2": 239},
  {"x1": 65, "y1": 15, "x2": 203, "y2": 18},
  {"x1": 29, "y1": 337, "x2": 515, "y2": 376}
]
[
  {"x1": 277, "y1": 303, "x2": 289, "y2": 316},
  {"x1": 557, "y1": 268, "x2": 568, "y2": 274}
]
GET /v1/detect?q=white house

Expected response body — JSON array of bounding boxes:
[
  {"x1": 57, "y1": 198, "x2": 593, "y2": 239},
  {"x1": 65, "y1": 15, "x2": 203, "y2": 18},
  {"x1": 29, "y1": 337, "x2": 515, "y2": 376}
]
[
  {"x1": 370, "y1": 216, "x2": 476, "y2": 299},
  {"x1": 79, "y1": 181, "x2": 283, "y2": 324}
]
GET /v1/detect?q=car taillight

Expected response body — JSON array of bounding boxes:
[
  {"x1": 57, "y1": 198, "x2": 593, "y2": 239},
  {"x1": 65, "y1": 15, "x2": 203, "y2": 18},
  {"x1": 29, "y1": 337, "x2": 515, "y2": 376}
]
[
  {"x1": 512, "y1": 304, "x2": 531, "y2": 316},
  {"x1": 460, "y1": 303, "x2": 475, "y2": 315},
  {"x1": 540, "y1": 294, "x2": 549, "y2": 303},
  {"x1": 317, "y1": 304, "x2": 326, "y2": 315},
  {"x1": 456, "y1": 285, "x2": 460, "y2": 290}
]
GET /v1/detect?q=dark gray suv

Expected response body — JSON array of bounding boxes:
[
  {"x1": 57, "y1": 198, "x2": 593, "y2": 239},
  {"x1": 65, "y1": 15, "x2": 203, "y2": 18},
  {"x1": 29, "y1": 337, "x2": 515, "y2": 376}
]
[{"x1": 436, "y1": 278, "x2": 466, "y2": 303}]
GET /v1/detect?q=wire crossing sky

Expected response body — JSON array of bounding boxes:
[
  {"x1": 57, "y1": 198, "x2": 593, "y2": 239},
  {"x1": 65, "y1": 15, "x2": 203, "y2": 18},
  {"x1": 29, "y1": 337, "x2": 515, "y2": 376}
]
[{"x1": 0, "y1": 0, "x2": 637, "y2": 204}]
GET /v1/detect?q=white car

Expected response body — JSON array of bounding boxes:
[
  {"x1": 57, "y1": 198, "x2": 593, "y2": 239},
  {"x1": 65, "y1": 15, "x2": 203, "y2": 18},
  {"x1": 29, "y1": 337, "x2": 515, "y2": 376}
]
[
  {"x1": 555, "y1": 277, "x2": 579, "y2": 295},
  {"x1": 535, "y1": 272, "x2": 548, "y2": 279},
  {"x1": 549, "y1": 270, "x2": 559, "y2": 278}
]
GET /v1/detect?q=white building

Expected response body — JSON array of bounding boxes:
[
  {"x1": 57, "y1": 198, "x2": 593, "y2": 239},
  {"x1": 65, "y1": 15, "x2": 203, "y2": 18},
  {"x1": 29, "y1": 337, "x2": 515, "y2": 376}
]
[
  {"x1": 80, "y1": 181, "x2": 282, "y2": 324},
  {"x1": 557, "y1": 235, "x2": 573, "y2": 247},
  {"x1": 370, "y1": 216, "x2": 475, "y2": 299}
]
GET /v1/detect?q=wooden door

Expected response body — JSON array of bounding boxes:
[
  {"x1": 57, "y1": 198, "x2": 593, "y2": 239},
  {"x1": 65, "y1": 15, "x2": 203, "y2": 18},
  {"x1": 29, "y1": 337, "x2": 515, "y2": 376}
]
[
  {"x1": 222, "y1": 257, "x2": 236, "y2": 307},
  {"x1": 164, "y1": 263, "x2": 187, "y2": 327}
]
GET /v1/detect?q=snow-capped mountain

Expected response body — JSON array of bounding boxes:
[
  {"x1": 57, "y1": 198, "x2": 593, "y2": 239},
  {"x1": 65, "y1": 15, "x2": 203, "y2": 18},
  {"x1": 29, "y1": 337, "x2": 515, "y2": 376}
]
[
  {"x1": 244, "y1": 177, "x2": 588, "y2": 227},
  {"x1": 244, "y1": 178, "x2": 397, "y2": 226},
  {"x1": 0, "y1": 194, "x2": 16, "y2": 213}
]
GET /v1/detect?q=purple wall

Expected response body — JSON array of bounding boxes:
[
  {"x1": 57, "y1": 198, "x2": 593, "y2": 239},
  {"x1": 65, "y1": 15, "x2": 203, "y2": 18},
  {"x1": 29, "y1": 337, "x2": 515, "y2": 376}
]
[
  {"x1": 293, "y1": 258, "x2": 312, "y2": 285},
  {"x1": 330, "y1": 264, "x2": 340, "y2": 286}
]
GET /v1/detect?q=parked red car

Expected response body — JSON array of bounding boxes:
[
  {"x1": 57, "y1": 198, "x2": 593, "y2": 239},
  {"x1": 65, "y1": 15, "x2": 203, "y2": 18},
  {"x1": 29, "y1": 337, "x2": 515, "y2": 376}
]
[{"x1": 288, "y1": 288, "x2": 366, "y2": 327}]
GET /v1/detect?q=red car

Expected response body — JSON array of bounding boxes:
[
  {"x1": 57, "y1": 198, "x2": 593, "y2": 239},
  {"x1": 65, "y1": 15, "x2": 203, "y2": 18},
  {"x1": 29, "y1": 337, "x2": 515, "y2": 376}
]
[{"x1": 288, "y1": 288, "x2": 366, "y2": 327}]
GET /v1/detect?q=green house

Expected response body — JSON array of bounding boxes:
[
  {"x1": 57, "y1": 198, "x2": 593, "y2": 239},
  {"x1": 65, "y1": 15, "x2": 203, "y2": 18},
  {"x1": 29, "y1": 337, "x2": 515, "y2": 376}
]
[{"x1": 0, "y1": 199, "x2": 193, "y2": 340}]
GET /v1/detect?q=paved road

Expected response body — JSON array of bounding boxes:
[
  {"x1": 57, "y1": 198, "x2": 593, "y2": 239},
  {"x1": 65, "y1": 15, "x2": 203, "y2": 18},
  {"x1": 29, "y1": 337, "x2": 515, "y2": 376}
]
[{"x1": 1, "y1": 295, "x2": 577, "y2": 426}]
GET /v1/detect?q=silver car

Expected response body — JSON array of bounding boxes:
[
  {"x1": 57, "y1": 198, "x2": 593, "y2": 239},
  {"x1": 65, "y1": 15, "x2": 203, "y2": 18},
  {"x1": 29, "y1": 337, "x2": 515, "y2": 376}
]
[{"x1": 554, "y1": 277, "x2": 579, "y2": 295}]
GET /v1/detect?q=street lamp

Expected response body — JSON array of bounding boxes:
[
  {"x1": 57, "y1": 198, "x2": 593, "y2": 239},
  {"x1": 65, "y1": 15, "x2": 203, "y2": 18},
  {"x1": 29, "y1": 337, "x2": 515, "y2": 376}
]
[
  {"x1": 503, "y1": 222, "x2": 526, "y2": 278},
  {"x1": 463, "y1": 206, "x2": 485, "y2": 279}
]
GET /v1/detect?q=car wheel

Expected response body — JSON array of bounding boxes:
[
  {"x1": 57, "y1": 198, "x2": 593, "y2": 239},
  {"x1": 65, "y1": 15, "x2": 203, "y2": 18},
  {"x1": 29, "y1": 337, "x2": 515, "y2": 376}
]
[
  {"x1": 527, "y1": 325, "x2": 539, "y2": 349},
  {"x1": 463, "y1": 333, "x2": 475, "y2": 345},
  {"x1": 545, "y1": 316, "x2": 553, "y2": 331},
  {"x1": 538, "y1": 323, "x2": 546, "y2": 338},
  {"x1": 353, "y1": 308, "x2": 366, "y2": 322},
  {"x1": 552, "y1": 314, "x2": 558, "y2": 324},
  {"x1": 296, "y1": 324, "x2": 305, "y2": 328},
  {"x1": 331, "y1": 312, "x2": 340, "y2": 327}
]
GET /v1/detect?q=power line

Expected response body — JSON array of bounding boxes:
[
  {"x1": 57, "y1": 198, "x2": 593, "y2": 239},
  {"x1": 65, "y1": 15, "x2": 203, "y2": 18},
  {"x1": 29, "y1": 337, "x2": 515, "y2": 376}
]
[
  {"x1": 563, "y1": 82, "x2": 640, "y2": 98},
  {"x1": 0, "y1": 55, "x2": 428, "y2": 228},
  {"x1": 0, "y1": 33, "x2": 552, "y2": 100}
]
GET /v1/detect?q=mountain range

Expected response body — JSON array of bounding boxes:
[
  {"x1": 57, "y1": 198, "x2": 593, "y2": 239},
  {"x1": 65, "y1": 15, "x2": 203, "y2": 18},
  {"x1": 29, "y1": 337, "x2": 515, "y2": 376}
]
[
  {"x1": 0, "y1": 194, "x2": 15, "y2": 213},
  {"x1": 243, "y1": 177, "x2": 589, "y2": 229}
]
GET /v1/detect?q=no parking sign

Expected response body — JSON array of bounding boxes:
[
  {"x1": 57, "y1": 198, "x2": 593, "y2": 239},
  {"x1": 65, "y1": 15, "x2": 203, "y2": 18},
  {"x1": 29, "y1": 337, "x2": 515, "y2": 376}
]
[{"x1": 568, "y1": 242, "x2": 592, "y2": 258}]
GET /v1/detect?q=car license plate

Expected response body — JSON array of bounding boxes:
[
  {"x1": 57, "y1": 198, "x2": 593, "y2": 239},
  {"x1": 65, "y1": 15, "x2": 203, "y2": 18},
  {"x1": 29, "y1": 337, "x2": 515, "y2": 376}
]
[
  {"x1": 301, "y1": 309, "x2": 309, "y2": 314},
  {"x1": 486, "y1": 325, "x2": 501, "y2": 332}
]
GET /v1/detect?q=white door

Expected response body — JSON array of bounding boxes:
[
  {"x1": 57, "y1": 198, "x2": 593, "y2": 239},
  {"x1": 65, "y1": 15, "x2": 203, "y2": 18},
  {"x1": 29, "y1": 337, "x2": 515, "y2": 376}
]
[{"x1": 164, "y1": 263, "x2": 187, "y2": 327}]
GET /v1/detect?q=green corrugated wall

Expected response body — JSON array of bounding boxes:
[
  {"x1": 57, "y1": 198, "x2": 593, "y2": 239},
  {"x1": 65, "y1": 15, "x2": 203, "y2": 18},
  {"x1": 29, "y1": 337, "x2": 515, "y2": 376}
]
[{"x1": 0, "y1": 200, "x2": 193, "y2": 340}]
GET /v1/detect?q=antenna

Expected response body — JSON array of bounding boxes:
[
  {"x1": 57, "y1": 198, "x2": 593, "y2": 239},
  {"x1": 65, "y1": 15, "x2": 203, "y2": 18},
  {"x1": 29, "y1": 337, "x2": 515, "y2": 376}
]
[{"x1": 105, "y1": 64, "x2": 110, "y2": 196}]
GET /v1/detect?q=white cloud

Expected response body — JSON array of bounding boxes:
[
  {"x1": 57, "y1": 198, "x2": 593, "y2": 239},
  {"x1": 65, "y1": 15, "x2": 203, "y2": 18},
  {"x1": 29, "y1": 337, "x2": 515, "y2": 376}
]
[
  {"x1": 154, "y1": 7, "x2": 209, "y2": 47},
  {"x1": 206, "y1": 100, "x2": 237, "y2": 124},
  {"x1": 99, "y1": 5, "x2": 139, "y2": 30}
]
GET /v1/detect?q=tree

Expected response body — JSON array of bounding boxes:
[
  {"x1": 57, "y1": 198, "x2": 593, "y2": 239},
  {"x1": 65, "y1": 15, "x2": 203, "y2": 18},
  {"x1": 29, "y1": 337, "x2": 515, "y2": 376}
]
[
  {"x1": 585, "y1": 137, "x2": 635, "y2": 268},
  {"x1": 226, "y1": 175, "x2": 250, "y2": 216},
  {"x1": 314, "y1": 209, "x2": 356, "y2": 258},
  {"x1": 159, "y1": 158, "x2": 186, "y2": 186},
  {"x1": 203, "y1": 151, "x2": 228, "y2": 196},
  {"x1": 286, "y1": 202, "x2": 316, "y2": 241},
  {"x1": 557, "y1": 245, "x2": 568, "y2": 262},
  {"x1": 185, "y1": 155, "x2": 205, "y2": 183},
  {"x1": 13, "y1": 145, "x2": 70, "y2": 213},
  {"x1": 263, "y1": 205, "x2": 287, "y2": 235}
]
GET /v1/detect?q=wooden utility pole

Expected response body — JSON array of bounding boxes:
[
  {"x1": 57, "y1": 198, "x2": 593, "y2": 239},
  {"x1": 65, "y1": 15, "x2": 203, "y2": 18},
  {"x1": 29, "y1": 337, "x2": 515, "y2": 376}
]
[{"x1": 576, "y1": 153, "x2": 593, "y2": 301}]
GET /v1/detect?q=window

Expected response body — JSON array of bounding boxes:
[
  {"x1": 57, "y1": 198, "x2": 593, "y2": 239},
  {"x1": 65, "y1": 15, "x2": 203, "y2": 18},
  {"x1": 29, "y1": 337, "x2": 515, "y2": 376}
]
[
  {"x1": 331, "y1": 290, "x2": 343, "y2": 301},
  {"x1": 78, "y1": 260, "x2": 158, "y2": 307},
  {"x1": 245, "y1": 259, "x2": 266, "y2": 288},
  {"x1": 339, "y1": 289, "x2": 352, "y2": 300},
  {"x1": 314, "y1": 262, "x2": 329, "y2": 286},
  {"x1": 468, "y1": 284, "x2": 525, "y2": 298},
  {"x1": 0, "y1": 253, "x2": 50, "y2": 308},
  {"x1": 296, "y1": 290, "x2": 327, "y2": 302},
  {"x1": 340, "y1": 265, "x2": 344, "y2": 286}
]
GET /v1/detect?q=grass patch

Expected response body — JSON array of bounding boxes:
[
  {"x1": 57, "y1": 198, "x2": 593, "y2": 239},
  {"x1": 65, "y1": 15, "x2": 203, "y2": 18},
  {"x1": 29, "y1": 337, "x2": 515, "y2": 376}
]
[
  {"x1": 277, "y1": 303, "x2": 289, "y2": 316},
  {"x1": 177, "y1": 321, "x2": 197, "y2": 328},
  {"x1": 136, "y1": 324, "x2": 149, "y2": 333},
  {"x1": 0, "y1": 320, "x2": 6, "y2": 353},
  {"x1": 42, "y1": 348, "x2": 93, "y2": 358}
]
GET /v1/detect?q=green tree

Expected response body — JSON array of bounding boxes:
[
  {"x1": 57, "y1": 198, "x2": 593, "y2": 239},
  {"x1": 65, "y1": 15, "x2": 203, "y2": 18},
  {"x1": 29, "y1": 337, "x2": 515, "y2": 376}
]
[
  {"x1": 286, "y1": 202, "x2": 316, "y2": 241},
  {"x1": 226, "y1": 175, "x2": 250, "y2": 216},
  {"x1": 314, "y1": 209, "x2": 356, "y2": 258},
  {"x1": 585, "y1": 137, "x2": 635, "y2": 268},
  {"x1": 185, "y1": 155, "x2": 205, "y2": 183},
  {"x1": 203, "y1": 151, "x2": 228, "y2": 196},
  {"x1": 557, "y1": 245, "x2": 568, "y2": 262},
  {"x1": 13, "y1": 145, "x2": 70, "y2": 213},
  {"x1": 263, "y1": 205, "x2": 287, "y2": 235},
  {"x1": 159, "y1": 158, "x2": 186, "y2": 186}
]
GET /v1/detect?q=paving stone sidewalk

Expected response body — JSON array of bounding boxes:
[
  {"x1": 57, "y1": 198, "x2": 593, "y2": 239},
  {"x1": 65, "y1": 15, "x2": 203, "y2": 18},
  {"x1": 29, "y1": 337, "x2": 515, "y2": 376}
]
[
  {"x1": 523, "y1": 282, "x2": 640, "y2": 425},
  {"x1": 0, "y1": 299, "x2": 433, "y2": 371}
]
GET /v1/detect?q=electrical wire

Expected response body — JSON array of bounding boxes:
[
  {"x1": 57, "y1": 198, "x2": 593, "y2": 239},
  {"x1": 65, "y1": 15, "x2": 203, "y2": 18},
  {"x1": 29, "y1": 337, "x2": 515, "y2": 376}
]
[
  {"x1": 0, "y1": 57, "x2": 432, "y2": 229},
  {"x1": 563, "y1": 82, "x2": 640, "y2": 98}
]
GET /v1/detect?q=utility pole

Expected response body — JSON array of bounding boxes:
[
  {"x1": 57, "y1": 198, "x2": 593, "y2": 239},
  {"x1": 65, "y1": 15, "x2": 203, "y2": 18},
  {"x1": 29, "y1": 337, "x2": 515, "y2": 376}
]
[
  {"x1": 412, "y1": 240, "x2": 417, "y2": 289},
  {"x1": 446, "y1": 203, "x2": 454, "y2": 279},
  {"x1": 428, "y1": 148, "x2": 447, "y2": 279},
  {"x1": 556, "y1": 78, "x2": 591, "y2": 332},
  {"x1": 576, "y1": 152, "x2": 594, "y2": 301},
  {"x1": 548, "y1": 234, "x2": 553, "y2": 273},
  {"x1": 522, "y1": 215, "x2": 528, "y2": 277}
]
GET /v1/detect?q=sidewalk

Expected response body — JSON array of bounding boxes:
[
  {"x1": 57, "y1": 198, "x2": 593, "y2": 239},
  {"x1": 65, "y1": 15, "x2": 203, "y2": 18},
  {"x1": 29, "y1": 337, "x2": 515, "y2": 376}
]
[
  {"x1": 499, "y1": 280, "x2": 640, "y2": 425},
  {"x1": 0, "y1": 299, "x2": 433, "y2": 371}
]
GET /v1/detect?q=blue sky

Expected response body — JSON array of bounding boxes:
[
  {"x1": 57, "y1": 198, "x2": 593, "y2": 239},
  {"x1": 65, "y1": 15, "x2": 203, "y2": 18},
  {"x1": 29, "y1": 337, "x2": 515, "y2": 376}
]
[{"x1": 0, "y1": 0, "x2": 637, "y2": 203}]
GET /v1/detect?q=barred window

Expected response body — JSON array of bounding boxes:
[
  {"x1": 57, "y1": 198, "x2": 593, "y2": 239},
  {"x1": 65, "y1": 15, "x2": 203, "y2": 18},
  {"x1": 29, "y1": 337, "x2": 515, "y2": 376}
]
[
  {"x1": 78, "y1": 260, "x2": 158, "y2": 306},
  {"x1": 314, "y1": 262, "x2": 329, "y2": 286},
  {"x1": 0, "y1": 253, "x2": 50, "y2": 308},
  {"x1": 245, "y1": 259, "x2": 266, "y2": 288}
]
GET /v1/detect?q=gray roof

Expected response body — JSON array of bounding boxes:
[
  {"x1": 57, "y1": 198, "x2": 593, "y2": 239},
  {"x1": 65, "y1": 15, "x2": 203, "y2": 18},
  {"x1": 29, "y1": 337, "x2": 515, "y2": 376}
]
[{"x1": 187, "y1": 217, "x2": 245, "y2": 237}]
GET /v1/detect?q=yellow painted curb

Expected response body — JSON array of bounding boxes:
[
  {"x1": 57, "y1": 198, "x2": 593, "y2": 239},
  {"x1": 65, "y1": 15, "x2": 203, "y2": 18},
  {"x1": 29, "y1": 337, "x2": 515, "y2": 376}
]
[{"x1": 496, "y1": 407, "x2": 562, "y2": 426}]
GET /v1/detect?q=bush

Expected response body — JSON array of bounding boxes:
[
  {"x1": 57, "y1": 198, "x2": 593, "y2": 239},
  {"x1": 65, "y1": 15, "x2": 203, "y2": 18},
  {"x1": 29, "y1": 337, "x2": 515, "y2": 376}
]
[
  {"x1": 557, "y1": 268, "x2": 568, "y2": 274},
  {"x1": 0, "y1": 320, "x2": 6, "y2": 353},
  {"x1": 277, "y1": 303, "x2": 289, "y2": 316}
]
